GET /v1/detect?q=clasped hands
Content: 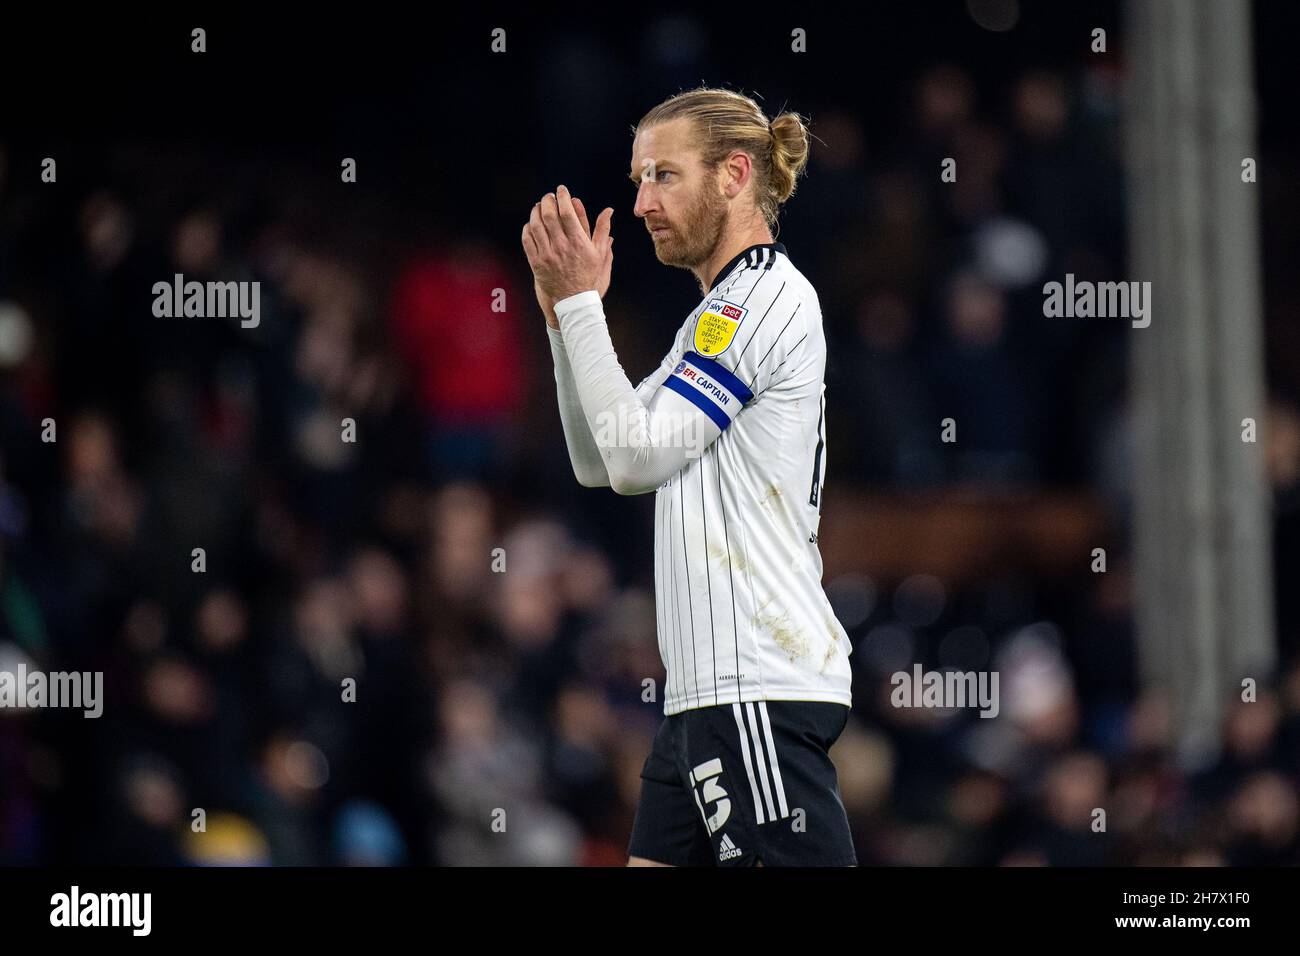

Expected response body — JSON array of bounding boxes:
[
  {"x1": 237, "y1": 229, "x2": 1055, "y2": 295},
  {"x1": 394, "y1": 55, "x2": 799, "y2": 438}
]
[{"x1": 521, "y1": 185, "x2": 613, "y2": 329}]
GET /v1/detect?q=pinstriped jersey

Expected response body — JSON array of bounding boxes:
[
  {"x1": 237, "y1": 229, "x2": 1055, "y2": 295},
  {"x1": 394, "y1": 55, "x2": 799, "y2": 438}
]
[{"x1": 634, "y1": 242, "x2": 853, "y2": 716}]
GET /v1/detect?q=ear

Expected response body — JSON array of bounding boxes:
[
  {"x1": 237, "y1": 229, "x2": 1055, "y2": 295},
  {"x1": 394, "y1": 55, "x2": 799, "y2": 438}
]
[{"x1": 721, "y1": 150, "x2": 753, "y2": 199}]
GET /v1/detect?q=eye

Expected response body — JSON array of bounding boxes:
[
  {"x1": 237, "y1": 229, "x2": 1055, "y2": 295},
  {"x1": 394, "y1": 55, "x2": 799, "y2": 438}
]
[{"x1": 657, "y1": 169, "x2": 673, "y2": 183}]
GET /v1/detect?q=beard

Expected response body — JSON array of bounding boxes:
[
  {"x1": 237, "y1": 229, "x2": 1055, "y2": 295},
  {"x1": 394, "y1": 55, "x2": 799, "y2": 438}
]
[{"x1": 649, "y1": 186, "x2": 728, "y2": 271}]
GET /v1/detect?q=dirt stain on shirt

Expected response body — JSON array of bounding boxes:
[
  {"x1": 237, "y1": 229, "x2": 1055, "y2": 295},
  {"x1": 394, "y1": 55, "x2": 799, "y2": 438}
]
[{"x1": 756, "y1": 607, "x2": 809, "y2": 663}]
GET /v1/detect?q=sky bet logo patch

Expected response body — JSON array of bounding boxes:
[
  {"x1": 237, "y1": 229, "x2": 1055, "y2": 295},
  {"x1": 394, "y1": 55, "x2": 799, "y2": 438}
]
[{"x1": 694, "y1": 299, "x2": 747, "y2": 355}]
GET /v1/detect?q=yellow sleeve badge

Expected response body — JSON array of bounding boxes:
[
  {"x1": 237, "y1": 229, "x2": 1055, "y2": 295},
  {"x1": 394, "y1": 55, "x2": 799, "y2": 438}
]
[{"x1": 693, "y1": 299, "x2": 748, "y2": 356}]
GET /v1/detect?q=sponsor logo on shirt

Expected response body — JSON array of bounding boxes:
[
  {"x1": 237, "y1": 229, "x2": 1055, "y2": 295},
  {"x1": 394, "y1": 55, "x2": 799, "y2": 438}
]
[{"x1": 694, "y1": 299, "x2": 747, "y2": 355}]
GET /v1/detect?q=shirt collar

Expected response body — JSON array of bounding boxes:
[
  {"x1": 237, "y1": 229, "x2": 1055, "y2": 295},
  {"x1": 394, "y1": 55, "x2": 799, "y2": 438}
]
[{"x1": 708, "y1": 241, "x2": 787, "y2": 295}]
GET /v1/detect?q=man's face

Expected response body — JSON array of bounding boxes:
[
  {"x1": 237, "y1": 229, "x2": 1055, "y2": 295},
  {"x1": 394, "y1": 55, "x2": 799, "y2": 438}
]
[{"x1": 630, "y1": 117, "x2": 728, "y2": 271}]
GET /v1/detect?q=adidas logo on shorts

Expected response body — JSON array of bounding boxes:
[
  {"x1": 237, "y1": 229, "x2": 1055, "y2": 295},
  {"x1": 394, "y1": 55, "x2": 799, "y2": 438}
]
[{"x1": 718, "y1": 834, "x2": 743, "y2": 861}]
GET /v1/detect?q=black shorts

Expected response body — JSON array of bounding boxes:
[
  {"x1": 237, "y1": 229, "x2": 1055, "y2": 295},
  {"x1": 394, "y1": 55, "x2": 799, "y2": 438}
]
[{"x1": 627, "y1": 700, "x2": 856, "y2": 867}]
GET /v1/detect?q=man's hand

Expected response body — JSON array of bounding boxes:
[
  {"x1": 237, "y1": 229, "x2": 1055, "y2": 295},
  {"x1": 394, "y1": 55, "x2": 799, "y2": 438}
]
[
  {"x1": 522, "y1": 185, "x2": 613, "y2": 315},
  {"x1": 572, "y1": 195, "x2": 614, "y2": 301},
  {"x1": 525, "y1": 194, "x2": 613, "y2": 330}
]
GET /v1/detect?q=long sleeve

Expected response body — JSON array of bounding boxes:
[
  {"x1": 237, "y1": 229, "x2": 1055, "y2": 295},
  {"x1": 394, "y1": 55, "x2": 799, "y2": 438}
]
[
  {"x1": 548, "y1": 324, "x2": 611, "y2": 488},
  {"x1": 554, "y1": 290, "x2": 724, "y2": 496}
]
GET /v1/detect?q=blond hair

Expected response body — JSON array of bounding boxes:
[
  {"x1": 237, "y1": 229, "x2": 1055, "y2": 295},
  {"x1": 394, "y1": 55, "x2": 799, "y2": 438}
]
[{"x1": 636, "y1": 88, "x2": 811, "y2": 229}]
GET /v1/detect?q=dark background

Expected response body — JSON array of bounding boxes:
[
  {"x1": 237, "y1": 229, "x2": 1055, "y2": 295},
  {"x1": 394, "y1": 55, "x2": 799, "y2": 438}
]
[{"x1": 2, "y1": 2, "x2": 1299, "y2": 865}]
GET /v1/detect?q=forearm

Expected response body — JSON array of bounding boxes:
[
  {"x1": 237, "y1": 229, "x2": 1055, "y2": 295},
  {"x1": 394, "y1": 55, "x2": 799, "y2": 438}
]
[
  {"x1": 548, "y1": 325, "x2": 611, "y2": 488},
  {"x1": 554, "y1": 291, "x2": 704, "y2": 495}
]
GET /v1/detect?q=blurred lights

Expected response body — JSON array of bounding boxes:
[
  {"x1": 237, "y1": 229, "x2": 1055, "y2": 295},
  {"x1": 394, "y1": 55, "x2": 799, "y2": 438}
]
[
  {"x1": 0, "y1": 301, "x2": 34, "y2": 368},
  {"x1": 974, "y1": 217, "x2": 1049, "y2": 288},
  {"x1": 285, "y1": 740, "x2": 331, "y2": 790},
  {"x1": 893, "y1": 574, "x2": 947, "y2": 627},
  {"x1": 0, "y1": 641, "x2": 36, "y2": 677},
  {"x1": 997, "y1": 623, "x2": 1073, "y2": 722},
  {"x1": 966, "y1": 0, "x2": 1020, "y2": 33},
  {"x1": 826, "y1": 572, "x2": 877, "y2": 629},
  {"x1": 860, "y1": 623, "x2": 916, "y2": 675}
]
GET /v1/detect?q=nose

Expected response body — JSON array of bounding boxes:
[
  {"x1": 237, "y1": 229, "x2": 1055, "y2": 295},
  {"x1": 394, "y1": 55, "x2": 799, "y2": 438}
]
[{"x1": 633, "y1": 180, "x2": 656, "y2": 219}]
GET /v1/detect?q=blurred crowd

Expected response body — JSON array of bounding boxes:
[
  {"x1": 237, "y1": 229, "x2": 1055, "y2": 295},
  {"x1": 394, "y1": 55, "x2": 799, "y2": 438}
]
[{"x1": 2, "y1": 42, "x2": 1300, "y2": 866}]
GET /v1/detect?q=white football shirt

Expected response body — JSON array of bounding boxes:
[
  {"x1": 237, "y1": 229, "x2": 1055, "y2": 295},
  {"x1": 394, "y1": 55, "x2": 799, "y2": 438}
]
[{"x1": 630, "y1": 242, "x2": 854, "y2": 716}]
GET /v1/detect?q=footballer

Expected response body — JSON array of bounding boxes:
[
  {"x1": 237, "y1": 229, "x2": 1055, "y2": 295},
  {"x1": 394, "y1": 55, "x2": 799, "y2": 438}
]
[{"x1": 521, "y1": 88, "x2": 855, "y2": 867}]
